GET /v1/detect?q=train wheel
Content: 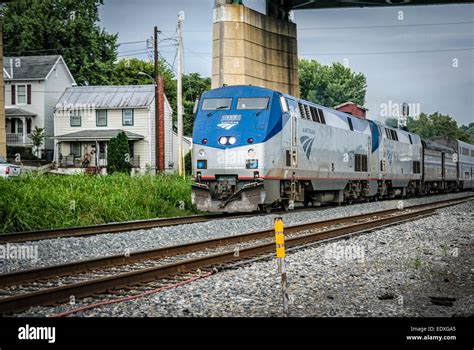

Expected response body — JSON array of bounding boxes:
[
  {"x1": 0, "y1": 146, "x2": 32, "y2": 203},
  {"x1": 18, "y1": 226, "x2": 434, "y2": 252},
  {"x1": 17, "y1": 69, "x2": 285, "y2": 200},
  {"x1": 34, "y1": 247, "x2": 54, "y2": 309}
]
[{"x1": 259, "y1": 204, "x2": 272, "y2": 214}]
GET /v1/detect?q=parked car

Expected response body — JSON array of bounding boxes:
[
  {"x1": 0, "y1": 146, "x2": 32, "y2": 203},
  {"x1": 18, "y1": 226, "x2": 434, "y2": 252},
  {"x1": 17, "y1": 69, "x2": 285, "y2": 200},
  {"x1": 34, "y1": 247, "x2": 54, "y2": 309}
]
[{"x1": 0, "y1": 156, "x2": 21, "y2": 178}]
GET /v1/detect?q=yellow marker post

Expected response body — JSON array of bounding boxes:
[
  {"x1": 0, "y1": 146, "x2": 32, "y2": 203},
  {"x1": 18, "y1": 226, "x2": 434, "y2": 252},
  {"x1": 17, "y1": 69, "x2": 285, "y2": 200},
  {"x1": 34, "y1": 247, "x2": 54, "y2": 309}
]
[{"x1": 274, "y1": 217, "x2": 289, "y2": 317}]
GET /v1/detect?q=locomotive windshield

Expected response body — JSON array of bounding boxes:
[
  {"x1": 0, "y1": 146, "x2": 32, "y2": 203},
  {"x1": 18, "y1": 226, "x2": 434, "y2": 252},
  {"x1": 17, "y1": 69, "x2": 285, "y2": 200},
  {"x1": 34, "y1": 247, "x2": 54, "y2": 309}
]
[
  {"x1": 202, "y1": 98, "x2": 232, "y2": 111},
  {"x1": 237, "y1": 97, "x2": 269, "y2": 110}
]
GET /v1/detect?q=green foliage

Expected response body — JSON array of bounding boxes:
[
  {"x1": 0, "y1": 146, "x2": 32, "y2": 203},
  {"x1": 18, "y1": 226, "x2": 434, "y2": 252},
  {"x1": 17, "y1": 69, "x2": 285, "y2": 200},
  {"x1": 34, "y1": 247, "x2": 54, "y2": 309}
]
[
  {"x1": 107, "y1": 132, "x2": 132, "y2": 174},
  {"x1": 411, "y1": 257, "x2": 422, "y2": 270},
  {"x1": 7, "y1": 146, "x2": 34, "y2": 160},
  {"x1": 110, "y1": 58, "x2": 177, "y2": 117},
  {"x1": 385, "y1": 118, "x2": 398, "y2": 128},
  {"x1": 406, "y1": 112, "x2": 473, "y2": 143},
  {"x1": 184, "y1": 151, "x2": 192, "y2": 175},
  {"x1": 0, "y1": 173, "x2": 196, "y2": 233},
  {"x1": 299, "y1": 59, "x2": 367, "y2": 107},
  {"x1": 2, "y1": 0, "x2": 118, "y2": 85},
  {"x1": 110, "y1": 60, "x2": 211, "y2": 137},
  {"x1": 183, "y1": 73, "x2": 211, "y2": 136},
  {"x1": 30, "y1": 127, "x2": 45, "y2": 158}
]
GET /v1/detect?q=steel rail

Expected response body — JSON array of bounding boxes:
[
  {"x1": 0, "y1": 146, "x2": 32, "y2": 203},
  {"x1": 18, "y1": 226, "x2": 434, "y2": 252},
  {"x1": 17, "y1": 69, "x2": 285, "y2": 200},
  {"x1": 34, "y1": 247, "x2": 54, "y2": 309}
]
[
  {"x1": 0, "y1": 197, "x2": 470, "y2": 314},
  {"x1": 0, "y1": 196, "x2": 470, "y2": 287}
]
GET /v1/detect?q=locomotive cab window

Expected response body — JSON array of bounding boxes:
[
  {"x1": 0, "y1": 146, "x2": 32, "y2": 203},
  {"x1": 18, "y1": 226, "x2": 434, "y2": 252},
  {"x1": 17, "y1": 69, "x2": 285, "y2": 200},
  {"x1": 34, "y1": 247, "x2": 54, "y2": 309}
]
[
  {"x1": 202, "y1": 98, "x2": 232, "y2": 111},
  {"x1": 236, "y1": 97, "x2": 269, "y2": 110}
]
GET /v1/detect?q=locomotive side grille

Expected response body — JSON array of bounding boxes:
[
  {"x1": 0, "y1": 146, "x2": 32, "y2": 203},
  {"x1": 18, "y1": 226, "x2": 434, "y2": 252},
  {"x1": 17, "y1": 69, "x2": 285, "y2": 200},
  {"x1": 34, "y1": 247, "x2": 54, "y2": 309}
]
[{"x1": 355, "y1": 154, "x2": 368, "y2": 172}]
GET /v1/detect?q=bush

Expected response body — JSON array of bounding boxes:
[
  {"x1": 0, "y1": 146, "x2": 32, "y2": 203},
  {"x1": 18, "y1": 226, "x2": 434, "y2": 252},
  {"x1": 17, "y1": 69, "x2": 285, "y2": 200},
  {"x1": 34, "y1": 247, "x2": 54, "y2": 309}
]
[
  {"x1": 0, "y1": 173, "x2": 197, "y2": 233},
  {"x1": 7, "y1": 146, "x2": 36, "y2": 161},
  {"x1": 184, "y1": 151, "x2": 192, "y2": 175},
  {"x1": 107, "y1": 132, "x2": 132, "y2": 174}
]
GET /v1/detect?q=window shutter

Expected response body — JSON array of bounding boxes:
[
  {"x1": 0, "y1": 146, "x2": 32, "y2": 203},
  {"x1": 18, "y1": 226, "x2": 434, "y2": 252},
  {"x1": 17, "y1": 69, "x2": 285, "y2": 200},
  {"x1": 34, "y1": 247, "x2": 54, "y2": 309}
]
[
  {"x1": 27, "y1": 85, "x2": 32, "y2": 104},
  {"x1": 11, "y1": 84, "x2": 16, "y2": 105}
]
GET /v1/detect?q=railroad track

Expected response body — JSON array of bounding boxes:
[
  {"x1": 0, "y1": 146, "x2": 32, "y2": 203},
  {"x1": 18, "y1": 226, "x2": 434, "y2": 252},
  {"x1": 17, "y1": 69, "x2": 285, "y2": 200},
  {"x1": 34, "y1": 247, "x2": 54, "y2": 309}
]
[
  {"x1": 0, "y1": 196, "x2": 471, "y2": 315},
  {"x1": 0, "y1": 204, "x2": 340, "y2": 244}
]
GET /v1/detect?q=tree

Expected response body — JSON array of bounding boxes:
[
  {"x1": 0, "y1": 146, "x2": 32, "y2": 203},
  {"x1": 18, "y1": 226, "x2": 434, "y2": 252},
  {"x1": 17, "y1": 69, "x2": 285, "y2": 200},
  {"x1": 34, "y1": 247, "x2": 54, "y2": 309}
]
[
  {"x1": 110, "y1": 58, "x2": 177, "y2": 114},
  {"x1": 182, "y1": 73, "x2": 211, "y2": 136},
  {"x1": 407, "y1": 112, "x2": 458, "y2": 139},
  {"x1": 111, "y1": 60, "x2": 211, "y2": 136},
  {"x1": 107, "y1": 132, "x2": 132, "y2": 174},
  {"x1": 29, "y1": 127, "x2": 45, "y2": 159},
  {"x1": 299, "y1": 59, "x2": 367, "y2": 107},
  {"x1": 2, "y1": 0, "x2": 118, "y2": 85},
  {"x1": 385, "y1": 118, "x2": 398, "y2": 129},
  {"x1": 400, "y1": 112, "x2": 473, "y2": 144},
  {"x1": 460, "y1": 122, "x2": 474, "y2": 143}
]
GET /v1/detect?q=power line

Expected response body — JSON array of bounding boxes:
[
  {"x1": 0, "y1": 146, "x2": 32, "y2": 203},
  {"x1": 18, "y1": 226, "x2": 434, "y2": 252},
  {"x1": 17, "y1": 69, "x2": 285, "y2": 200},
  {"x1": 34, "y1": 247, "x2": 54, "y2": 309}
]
[
  {"x1": 157, "y1": 20, "x2": 474, "y2": 33},
  {"x1": 298, "y1": 20, "x2": 474, "y2": 31},
  {"x1": 300, "y1": 47, "x2": 474, "y2": 56},
  {"x1": 5, "y1": 46, "x2": 472, "y2": 69},
  {"x1": 5, "y1": 40, "x2": 148, "y2": 55}
]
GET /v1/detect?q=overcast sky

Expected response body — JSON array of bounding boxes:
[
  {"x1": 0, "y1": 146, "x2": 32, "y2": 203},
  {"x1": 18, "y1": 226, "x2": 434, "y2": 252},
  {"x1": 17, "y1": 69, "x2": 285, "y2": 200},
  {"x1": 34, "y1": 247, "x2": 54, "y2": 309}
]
[{"x1": 99, "y1": 0, "x2": 473, "y2": 125}]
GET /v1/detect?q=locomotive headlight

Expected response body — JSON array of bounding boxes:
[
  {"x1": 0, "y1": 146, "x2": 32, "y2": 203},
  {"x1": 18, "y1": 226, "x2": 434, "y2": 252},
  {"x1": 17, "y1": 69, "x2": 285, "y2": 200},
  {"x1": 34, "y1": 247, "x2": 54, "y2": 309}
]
[
  {"x1": 219, "y1": 136, "x2": 228, "y2": 145},
  {"x1": 248, "y1": 148, "x2": 256, "y2": 157},
  {"x1": 198, "y1": 149, "x2": 205, "y2": 157},
  {"x1": 228, "y1": 136, "x2": 236, "y2": 145}
]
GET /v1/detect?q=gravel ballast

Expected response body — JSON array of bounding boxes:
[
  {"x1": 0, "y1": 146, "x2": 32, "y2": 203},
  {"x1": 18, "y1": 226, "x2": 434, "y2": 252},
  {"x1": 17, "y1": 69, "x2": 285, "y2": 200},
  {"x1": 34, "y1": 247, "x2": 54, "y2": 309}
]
[
  {"x1": 1, "y1": 192, "x2": 471, "y2": 273},
  {"x1": 15, "y1": 196, "x2": 473, "y2": 317}
]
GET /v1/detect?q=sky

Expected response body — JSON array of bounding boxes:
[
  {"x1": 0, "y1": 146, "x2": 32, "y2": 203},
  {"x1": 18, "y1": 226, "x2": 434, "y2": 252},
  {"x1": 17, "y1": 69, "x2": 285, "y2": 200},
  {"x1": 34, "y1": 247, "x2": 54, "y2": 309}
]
[{"x1": 99, "y1": 0, "x2": 473, "y2": 126}]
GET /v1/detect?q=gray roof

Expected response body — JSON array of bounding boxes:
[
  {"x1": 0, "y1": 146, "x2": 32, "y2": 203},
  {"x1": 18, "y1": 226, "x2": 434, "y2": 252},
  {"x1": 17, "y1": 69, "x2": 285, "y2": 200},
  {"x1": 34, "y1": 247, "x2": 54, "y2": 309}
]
[
  {"x1": 5, "y1": 108, "x2": 36, "y2": 117},
  {"x1": 56, "y1": 85, "x2": 155, "y2": 109},
  {"x1": 4, "y1": 55, "x2": 62, "y2": 80},
  {"x1": 56, "y1": 130, "x2": 144, "y2": 141}
]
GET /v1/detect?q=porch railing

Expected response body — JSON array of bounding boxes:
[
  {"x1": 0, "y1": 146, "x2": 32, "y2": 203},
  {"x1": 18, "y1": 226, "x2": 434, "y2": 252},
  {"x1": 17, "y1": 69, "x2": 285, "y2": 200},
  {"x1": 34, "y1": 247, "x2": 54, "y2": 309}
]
[
  {"x1": 97, "y1": 156, "x2": 140, "y2": 168},
  {"x1": 6, "y1": 133, "x2": 33, "y2": 146},
  {"x1": 60, "y1": 155, "x2": 140, "y2": 169}
]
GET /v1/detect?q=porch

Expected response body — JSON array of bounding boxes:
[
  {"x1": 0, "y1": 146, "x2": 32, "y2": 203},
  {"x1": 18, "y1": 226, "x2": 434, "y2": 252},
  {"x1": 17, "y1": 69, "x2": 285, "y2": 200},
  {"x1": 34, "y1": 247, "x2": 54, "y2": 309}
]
[
  {"x1": 5, "y1": 108, "x2": 36, "y2": 146},
  {"x1": 55, "y1": 129, "x2": 145, "y2": 171}
]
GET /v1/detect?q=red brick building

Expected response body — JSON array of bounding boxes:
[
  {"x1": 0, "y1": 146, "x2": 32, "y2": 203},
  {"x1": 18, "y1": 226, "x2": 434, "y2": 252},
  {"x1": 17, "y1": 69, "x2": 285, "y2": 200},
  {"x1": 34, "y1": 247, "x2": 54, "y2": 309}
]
[{"x1": 334, "y1": 101, "x2": 368, "y2": 119}]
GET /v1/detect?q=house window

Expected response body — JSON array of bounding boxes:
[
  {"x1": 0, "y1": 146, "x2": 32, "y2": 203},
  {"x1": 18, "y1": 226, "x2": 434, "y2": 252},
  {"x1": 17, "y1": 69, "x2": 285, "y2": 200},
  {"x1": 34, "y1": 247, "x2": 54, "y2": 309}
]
[
  {"x1": 71, "y1": 142, "x2": 81, "y2": 158},
  {"x1": 96, "y1": 110, "x2": 107, "y2": 126},
  {"x1": 122, "y1": 109, "x2": 134, "y2": 126},
  {"x1": 17, "y1": 85, "x2": 27, "y2": 104},
  {"x1": 70, "y1": 110, "x2": 82, "y2": 127}
]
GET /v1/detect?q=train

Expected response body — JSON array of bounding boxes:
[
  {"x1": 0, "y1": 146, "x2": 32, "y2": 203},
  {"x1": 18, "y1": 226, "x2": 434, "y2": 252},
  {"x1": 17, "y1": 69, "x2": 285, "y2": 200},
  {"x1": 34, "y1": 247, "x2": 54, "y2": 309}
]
[{"x1": 191, "y1": 85, "x2": 474, "y2": 212}]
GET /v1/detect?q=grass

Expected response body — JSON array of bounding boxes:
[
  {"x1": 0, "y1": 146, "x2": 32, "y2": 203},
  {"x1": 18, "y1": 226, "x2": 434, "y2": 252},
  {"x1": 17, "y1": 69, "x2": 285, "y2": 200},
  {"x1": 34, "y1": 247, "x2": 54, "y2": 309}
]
[{"x1": 0, "y1": 173, "x2": 197, "y2": 233}]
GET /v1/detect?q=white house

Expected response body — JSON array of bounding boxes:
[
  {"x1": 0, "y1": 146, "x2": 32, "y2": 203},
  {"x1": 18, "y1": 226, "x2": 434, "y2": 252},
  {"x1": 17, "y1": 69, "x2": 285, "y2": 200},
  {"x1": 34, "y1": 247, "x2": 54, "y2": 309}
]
[
  {"x1": 3, "y1": 55, "x2": 76, "y2": 154},
  {"x1": 54, "y1": 85, "x2": 173, "y2": 174},
  {"x1": 171, "y1": 130, "x2": 192, "y2": 171}
]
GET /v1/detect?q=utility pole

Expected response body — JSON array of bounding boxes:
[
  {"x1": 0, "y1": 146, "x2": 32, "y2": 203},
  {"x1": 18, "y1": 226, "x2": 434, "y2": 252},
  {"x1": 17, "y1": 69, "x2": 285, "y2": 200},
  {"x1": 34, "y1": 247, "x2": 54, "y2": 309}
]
[
  {"x1": 154, "y1": 26, "x2": 164, "y2": 173},
  {"x1": 177, "y1": 12, "x2": 185, "y2": 177}
]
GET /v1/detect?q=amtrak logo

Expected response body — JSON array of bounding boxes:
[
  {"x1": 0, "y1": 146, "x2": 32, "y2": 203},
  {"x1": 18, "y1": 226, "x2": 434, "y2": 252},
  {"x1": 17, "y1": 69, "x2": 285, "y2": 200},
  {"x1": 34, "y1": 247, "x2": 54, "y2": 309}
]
[
  {"x1": 300, "y1": 136, "x2": 315, "y2": 159},
  {"x1": 217, "y1": 123, "x2": 237, "y2": 130},
  {"x1": 218, "y1": 115, "x2": 241, "y2": 130}
]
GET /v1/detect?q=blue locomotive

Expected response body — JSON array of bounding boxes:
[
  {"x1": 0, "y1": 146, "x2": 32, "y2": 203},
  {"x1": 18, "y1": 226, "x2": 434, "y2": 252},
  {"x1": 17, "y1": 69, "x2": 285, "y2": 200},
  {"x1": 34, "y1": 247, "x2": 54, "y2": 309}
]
[{"x1": 191, "y1": 85, "x2": 473, "y2": 212}]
